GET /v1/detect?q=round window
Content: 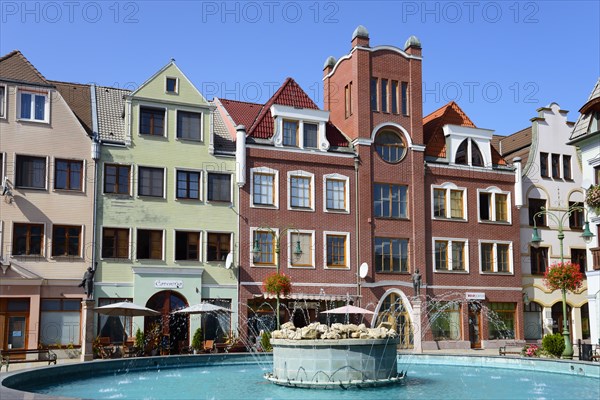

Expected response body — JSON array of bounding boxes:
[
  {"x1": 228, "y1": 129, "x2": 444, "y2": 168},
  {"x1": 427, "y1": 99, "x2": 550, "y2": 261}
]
[{"x1": 375, "y1": 130, "x2": 406, "y2": 163}]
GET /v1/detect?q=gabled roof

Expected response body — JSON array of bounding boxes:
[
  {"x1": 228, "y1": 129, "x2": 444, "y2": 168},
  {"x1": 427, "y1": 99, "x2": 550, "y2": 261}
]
[
  {"x1": 248, "y1": 77, "x2": 319, "y2": 139},
  {"x1": 570, "y1": 78, "x2": 600, "y2": 141},
  {"x1": 96, "y1": 86, "x2": 130, "y2": 143},
  {"x1": 423, "y1": 101, "x2": 506, "y2": 166},
  {"x1": 423, "y1": 101, "x2": 476, "y2": 159},
  {"x1": 218, "y1": 78, "x2": 350, "y2": 148},
  {"x1": 50, "y1": 80, "x2": 93, "y2": 136},
  {"x1": 0, "y1": 50, "x2": 50, "y2": 86}
]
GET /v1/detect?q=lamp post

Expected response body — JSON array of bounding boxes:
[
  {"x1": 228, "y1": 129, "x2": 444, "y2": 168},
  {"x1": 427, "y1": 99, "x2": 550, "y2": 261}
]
[
  {"x1": 530, "y1": 204, "x2": 594, "y2": 359},
  {"x1": 252, "y1": 227, "x2": 302, "y2": 329}
]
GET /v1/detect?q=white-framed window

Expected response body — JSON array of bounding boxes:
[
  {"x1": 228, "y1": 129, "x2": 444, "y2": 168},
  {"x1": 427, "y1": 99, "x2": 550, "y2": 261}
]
[
  {"x1": 271, "y1": 104, "x2": 330, "y2": 151},
  {"x1": 136, "y1": 229, "x2": 164, "y2": 260},
  {"x1": 174, "y1": 230, "x2": 201, "y2": 262},
  {"x1": 303, "y1": 123, "x2": 318, "y2": 148},
  {"x1": 288, "y1": 230, "x2": 315, "y2": 268},
  {"x1": 478, "y1": 187, "x2": 511, "y2": 223},
  {"x1": 165, "y1": 76, "x2": 178, "y2": 94},
  {"x1": 207, "y1": 172, "x2": 232, "y2": 203},
  {"x1": 17, "y1": 87, "x2": 49, "y2": 123},
  {"x1": 138, "y1": 166, "x2": 165, "y2": 198},
  {"x1": 176, "y1": 110, "x2": 202, "y2": 141},
  {"x1": 324, "y1": 231, "x2": 350, "y2": 269},
  {"x1": 175, "y1": 168, "x2": 201, "y2": 200},
  {"x1": 250, "y1": 167, "x2": 278, "y2": 208},
  {"x1": 139, "y1": 106, "x2": 166, "y2": 136},
  {"x1": 323, "y1": 173, "x2": 349, "y2": 213},
  {"x1": 15, "y1": 154, "x2": 47, "y2": 189},
  {"x1": 433, "y1": 238, "x2": 469, "y2": 272},
  {"x1": 250, "y1": 227, "x2": 278, "y2": 267},
  {"x1": 283, "y1": 119, "x2": 299, "y2": 147},
  {"x1": 479, "y1": 240, "x2": 513, "y2": 274},
  {"x1": 287, "y1": 170, "x2": 314, "y2": 211},
  {"x1": 432, "y1": 183, "x2": 467, "y2": 220},
  {"x1": 0, "y1": 84, "x2": 6, "y2": 119}
]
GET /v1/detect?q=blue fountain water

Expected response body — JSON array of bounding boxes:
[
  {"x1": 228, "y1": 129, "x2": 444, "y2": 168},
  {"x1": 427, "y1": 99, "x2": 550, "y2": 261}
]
[{"x1": 12, "y1": 358, "x2": 599, "y2": 400}]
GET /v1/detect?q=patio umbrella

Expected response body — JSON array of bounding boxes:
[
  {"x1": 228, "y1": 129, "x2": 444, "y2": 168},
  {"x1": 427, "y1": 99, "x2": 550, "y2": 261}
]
[
  {"x1": 94, "y1": 301, "x2": 161, "y2": 317},
  {"x1": 172, "y1": 303, "x2": 232, "y2": 314},
  {"x1": 320, "y1": 304, "x2": 375, "y2": 315}
]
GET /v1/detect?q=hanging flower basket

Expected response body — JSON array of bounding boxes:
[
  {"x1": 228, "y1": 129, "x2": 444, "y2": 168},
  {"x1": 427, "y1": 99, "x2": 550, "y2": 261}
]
[
  {"x1": 263, "y1": 273, "x2": 292, "y2": 297},
  {"x1": 586, "y1": 184, "x2": 600, "y2": 209},
  {"x1": 543, "y1": 261, "x2": 584, "y2": 293}
]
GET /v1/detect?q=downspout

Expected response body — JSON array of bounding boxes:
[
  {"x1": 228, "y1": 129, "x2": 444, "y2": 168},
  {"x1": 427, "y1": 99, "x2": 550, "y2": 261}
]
[
  {"x1": 354, "y1": 155, "x2": 360, "y2": 306},
  {"x1": 90, "y1": 84, "x2": 100, "y2": 275}
]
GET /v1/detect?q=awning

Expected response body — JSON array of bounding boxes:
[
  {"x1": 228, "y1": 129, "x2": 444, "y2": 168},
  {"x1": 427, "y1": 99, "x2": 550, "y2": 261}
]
[{"x1": 255, "y1": 293, "x2": 359, "y2": 302}]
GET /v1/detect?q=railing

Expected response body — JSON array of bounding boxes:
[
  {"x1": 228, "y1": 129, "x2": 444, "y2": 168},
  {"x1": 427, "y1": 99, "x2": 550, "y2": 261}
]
[{"x1": 592, "y1": 247, "x2": 600, "y2": 270}]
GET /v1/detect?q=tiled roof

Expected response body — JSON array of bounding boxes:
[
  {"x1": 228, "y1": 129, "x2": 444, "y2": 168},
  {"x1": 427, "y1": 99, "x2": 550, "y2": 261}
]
[
  {"x1": 218, "y1": 98, "x2": 262, "y2": 130},
  {"x1": 96, "y1": 86, "x2": 130, "y2": 144},
  {"x1": 210, "y1": 102, "x2": 236, "y2": 154},
  {"x1": 248, "y1": 77, "x2": 319, "y2": 139},
  {"x1": 498, "y1": 127, "x2": 532, "y2": 158},
  {"x1": 570, "y1": 78, "x2": 600, "y2": 141},
  {"x1": 0, "y1": 50, "x2": 49, "y2": 86},
  {"x1": 218, "y1": 78, "x2": 350, "y2": 148},
  {"x1": 50, "y1": 80, "x2": 93, "y2": 136},
  {"x1": 423, "y1": 101, "x2": 476, "y2": 158}
]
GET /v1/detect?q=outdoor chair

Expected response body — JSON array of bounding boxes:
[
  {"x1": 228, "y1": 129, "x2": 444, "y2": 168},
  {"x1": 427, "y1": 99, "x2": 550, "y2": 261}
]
[{"x1": 202, "y1": 340, "x2": 215, "y2": 353}]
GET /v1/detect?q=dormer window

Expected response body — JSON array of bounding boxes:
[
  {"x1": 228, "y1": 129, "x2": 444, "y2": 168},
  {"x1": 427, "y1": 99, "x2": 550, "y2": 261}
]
[
  {"x1": 455, "y1": 138, "x2": 484, "y2": 167},
  {"x1": 303, "y1": 123, "x2": 318, "y2": 148},
  {"x1": 283, "y1": 120, "x2": 299, "y2": 147},
  {"x1": 166, "y1": 77, "x2": 178, "y2": 94},
  {"x1": 17, "y1": 88, "x2": 49, "y2": 123}
]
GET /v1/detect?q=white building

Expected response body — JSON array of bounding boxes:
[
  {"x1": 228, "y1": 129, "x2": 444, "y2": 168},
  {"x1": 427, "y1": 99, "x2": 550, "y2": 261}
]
[
  {"x1": 499, "y1": 103, "x2": 591, "y2": 343},
  {"x1": 568, "y1": 78, "x2": 600, "y2": 345}
]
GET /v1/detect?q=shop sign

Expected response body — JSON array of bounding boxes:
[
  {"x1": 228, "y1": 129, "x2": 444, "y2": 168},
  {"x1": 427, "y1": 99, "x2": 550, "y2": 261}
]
[
  {"x1": 465, "y1": 292, "x2": 485, "y2": 300},
  {"x1": 154, "y1": 280, "x2": 184, "y2": 289}
]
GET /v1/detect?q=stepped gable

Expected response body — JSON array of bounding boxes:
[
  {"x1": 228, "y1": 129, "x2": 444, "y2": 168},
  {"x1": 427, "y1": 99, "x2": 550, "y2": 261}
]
[
  {"x1": 50, "y1": 80, "x2": 93, "y2": 136},
  {"x1": 0, "y1": 50, "x2": 50, "y2": 86}
]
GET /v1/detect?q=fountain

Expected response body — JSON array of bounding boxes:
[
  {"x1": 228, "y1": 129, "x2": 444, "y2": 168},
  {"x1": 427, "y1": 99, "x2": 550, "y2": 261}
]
[{"x1": 265, "y1": 321, "x2": 403, "y2": 388}]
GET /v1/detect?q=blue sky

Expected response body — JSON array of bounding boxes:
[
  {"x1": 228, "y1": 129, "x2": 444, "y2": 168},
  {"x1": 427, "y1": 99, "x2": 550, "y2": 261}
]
[{"x1": 1, "y1": 0, "x2": 599, "y2": 136}]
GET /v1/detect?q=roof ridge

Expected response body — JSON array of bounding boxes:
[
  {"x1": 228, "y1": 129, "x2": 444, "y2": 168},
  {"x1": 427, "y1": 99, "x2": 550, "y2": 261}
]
[
  {"x1": 48, "y1": 79, "x2": 91, "y2": 87},
  {"x1": 219, "y1": 98, "x2": 263, "y2": 106},
  {"x1": 0, "y1": 50, "x2": 49, "y2": 84},
  {"x1": 248, "y1": 77, "x2": 294, "y2": 134}
]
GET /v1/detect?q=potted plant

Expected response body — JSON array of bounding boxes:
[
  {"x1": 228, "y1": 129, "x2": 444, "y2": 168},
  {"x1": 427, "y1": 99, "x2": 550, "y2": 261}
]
[
  {"x1": 134, "y1": 328, "x2": 144, "y2": 355},
  {"x1": 586, "y1": 184, "x2": 600, "y2": 212},
  {"x1": 191, "y1": 327, "x2": 203, "y2": 354},
  {"x1": 263, "y1": 272, "x2": 292, "y2": 329}
]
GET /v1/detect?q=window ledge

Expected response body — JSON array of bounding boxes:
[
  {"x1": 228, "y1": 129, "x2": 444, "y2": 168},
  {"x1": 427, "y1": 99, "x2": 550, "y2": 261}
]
[
  {"x1": 375, "y1": 271, "x2": 410, "y2": 275},
  {"x1": 434, "y1": 270, "x2": 469, "y2": 274},
  {"x1": 479, "y1": 220, "x2": 511, "y2": 225},
  {"x1": 175, "y1": 197, "x2": 202, "y2": 202},
  {"x1": 15, "y1": 186, "x2": 47, "y2": 191},
  {"x1": 480, "y1": 272, "x2": 514, "y2": 276},
  {"x1": 324, "y1": 209, "x2": 350, "y2": 214},
  {"x1": 324, "y1": 266, "x2": 350, "y2": 270},
  {"x1": 251, "y1": 204, "x2": 279, "y2": 210},
  {"x1": 289, "y1": 207, "x2": 315, "y2": 213},
  {"x1": 138, "y1": 134, "x2": 167, "y2": 140},
  {"x1": 53, "y1": 189, "x2": 85, "y2": 194},
  {"x1": 104, "y1": 193, "x2": 133, "y2": 198},
  {"x1": 289, "y1": 265, "x2": 316, "y2": 269},
  {"x1": 207, "y1": 200, "x2": 233, "y2": 205},
  {"x1": 51, "y1": 256, "x2": 84, "y2": 261},
  {"x1": 16, "y1": 118, "x2": 49, "y2": 124},
  {"x1": 432, "y1": 217, "x2": 468, "y2": 222},
  {"x1": 137, "y1": 196, "x2": 167, "y2": 200},
  {"x1": 375, "y1": 216, "x2": 410, "y2": 221},
  {"x1": 100, "y1": 258, "x2": 131, "y2": 262},
  {"x1": 251, "y1": 264, "x2": 277, "y2": 268},
  {"x1": 176, "y1": 137, "x2": 204, "y2": 143}
]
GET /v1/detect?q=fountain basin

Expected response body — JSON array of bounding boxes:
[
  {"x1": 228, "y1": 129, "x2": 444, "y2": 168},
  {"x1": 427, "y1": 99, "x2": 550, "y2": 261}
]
[{"x1": 267, "y1": 337, "x2": 402, "y2": 389}]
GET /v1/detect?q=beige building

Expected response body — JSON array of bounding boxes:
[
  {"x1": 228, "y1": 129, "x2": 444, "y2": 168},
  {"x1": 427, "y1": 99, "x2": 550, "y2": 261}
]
[{"x1": 0, "y1": 51, "x2": 95, "y2": 352}]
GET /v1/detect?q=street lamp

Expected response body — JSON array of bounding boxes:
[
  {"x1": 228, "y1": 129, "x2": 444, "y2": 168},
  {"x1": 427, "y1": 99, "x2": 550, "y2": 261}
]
[
  {"x1": 530, "y1": 204, "x2": 595, "y2": 359},
  {"x1": 252, "y1": 227, "x2": 302, "y2": 329}
]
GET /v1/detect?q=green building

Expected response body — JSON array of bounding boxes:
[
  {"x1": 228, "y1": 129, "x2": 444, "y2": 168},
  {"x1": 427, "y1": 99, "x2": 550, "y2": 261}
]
[{"x1": 93, "y1": 61, "x2": 238, "y2": 352}]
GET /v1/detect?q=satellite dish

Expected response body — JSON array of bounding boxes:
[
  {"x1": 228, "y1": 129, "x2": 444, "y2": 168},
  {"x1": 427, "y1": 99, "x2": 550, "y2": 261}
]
[
  {"x1": 359, "y1": 262, "x2": 368, "y2": 279},
  {"x1": 582, "y1": 179, "x2": 592, "y2": 190},
  {"x1": 225, "y1": 252, "x2": 233, "y2": 269}
]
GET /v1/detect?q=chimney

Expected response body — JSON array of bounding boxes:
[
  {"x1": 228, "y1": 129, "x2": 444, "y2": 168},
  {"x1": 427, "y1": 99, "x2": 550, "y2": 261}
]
[
  {"x1": 236, "y1": 125, "x2": 247, "y2": 187},
  {"x1": 351, "y1": 25, "x2": 369, "y2": 48}
]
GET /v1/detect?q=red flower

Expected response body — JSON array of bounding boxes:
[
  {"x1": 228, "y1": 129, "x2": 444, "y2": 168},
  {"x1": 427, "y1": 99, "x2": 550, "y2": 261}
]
[
  {"x1": 263, "y1": 273, "x2": 292, "y2": 297},
  {"x1": 543, "y1": 261, "x2": 584, "y2": 293}
]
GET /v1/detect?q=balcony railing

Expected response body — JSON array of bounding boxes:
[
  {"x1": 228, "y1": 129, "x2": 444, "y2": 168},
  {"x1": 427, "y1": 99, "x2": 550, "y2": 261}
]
[{"x1": 592, "y1": 247, "x2": 600, "y2": 271}]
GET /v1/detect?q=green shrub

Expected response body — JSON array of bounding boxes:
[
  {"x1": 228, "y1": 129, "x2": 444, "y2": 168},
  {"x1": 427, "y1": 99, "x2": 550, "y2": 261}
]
[
  {"x1": 542, "y1": 333, "x2": 565, "y2": 358},
  {"x1": 135, "y1": 328, "x2": 145, "y2": 348},
  {"x1": 260, "y1": 331, "x2": 272, "y2": 352},
  {"x1": 191, "y1": 328, "x2": 203, "y2": 351}
]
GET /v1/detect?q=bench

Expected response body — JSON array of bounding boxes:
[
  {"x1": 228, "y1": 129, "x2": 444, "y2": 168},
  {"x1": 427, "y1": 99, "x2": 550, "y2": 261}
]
[
  {"x1": 1, "y1": 348, "x2": 57, "y2": 371},
  {"x1": 499, "y1": 342, "x2": 522, "y2": 356}
]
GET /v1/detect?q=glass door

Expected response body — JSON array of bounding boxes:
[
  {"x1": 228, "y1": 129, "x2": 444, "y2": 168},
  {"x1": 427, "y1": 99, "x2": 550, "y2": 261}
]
[
  {"x1": 468, "y1": 303, "x2": 482, "y2": 349},
  {"x1": 8, "y1": 316, "x2": 26, "y2": 350}
]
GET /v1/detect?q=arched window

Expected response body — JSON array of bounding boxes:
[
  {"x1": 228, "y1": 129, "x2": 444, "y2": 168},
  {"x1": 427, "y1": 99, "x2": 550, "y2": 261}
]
[
  {"x1": 455, "y1": 138, "x2": 485, "y2": 167},
  {"x1": 375, "y1": 130, "x2": 406, "y2": 163},
  {"x1": 471, "y1": 142, "x2": 484, "y2": 167},
  {"x1": 455, "y1": 139, "x2": 468, "y2": 165}
]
